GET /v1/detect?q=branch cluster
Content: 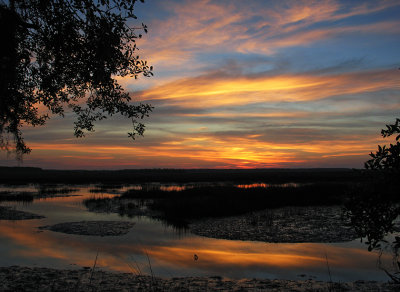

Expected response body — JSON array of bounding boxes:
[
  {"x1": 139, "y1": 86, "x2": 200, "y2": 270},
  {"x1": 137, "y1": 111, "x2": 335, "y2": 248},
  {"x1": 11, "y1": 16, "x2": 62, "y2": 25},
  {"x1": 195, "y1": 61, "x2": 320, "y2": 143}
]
[
  {"x1": 365, "y1": 118, "x2": 400, "y2": 171},
  {"x1": 0, "y1": 0, "x2": 152, "y2": 158}
]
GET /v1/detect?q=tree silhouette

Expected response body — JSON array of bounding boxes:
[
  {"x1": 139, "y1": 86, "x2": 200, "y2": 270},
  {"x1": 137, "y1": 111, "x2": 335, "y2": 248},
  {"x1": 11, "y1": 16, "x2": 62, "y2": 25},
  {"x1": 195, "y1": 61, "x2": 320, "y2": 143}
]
[
  {"x1": 344, "y1": 185, "x2": 400, "y2": 282},
  {"x1": 365, "y1": 118, "x2": 400, "y2": 171},
  {"x1": 358, "y1": 96, "x2": 400, "y2": 280},
  {"x1": 0, "y1": 0, "x2": 153, "y2": 158}
]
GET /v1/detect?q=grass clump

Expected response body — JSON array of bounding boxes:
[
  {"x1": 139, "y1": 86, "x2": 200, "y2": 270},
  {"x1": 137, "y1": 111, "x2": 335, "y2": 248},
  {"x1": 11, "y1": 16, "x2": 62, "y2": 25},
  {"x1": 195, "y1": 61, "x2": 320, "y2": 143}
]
[
  {"x1": 140, "y1": 182, "x2": 353, "y2": 224},
  {"x1": 37, "y1": 186, "x2": 77, "y2": 195},
  {"x1": 0, "y1": 191, "x2": 34, "y2": 202},
  {"x1": 85, "y1": 181, "x2": 371, "y2": 227}
]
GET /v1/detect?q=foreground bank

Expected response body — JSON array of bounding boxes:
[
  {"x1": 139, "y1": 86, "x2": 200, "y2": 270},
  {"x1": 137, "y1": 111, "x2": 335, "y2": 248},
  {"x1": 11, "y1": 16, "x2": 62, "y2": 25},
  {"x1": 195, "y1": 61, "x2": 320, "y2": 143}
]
[{"x1": 1, "y1": 266, "x2": 399, "y2": 292}]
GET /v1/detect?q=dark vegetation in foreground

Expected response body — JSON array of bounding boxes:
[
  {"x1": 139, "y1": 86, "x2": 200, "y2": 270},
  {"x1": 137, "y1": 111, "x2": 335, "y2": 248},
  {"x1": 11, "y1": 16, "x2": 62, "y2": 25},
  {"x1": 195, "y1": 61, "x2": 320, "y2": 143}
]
[
  {"x1": 121, "y1": 183, "x2": 351, "y2": 223},
  {"x1": 84, "y1": 173, "x2": 399, "y2": 227}
]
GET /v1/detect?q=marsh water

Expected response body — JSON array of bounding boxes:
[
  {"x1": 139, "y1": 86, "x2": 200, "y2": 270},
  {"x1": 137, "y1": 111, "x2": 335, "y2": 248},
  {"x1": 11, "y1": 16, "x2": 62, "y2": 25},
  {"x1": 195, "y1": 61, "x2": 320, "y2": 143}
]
[{"x1": 0, "y1": 184, "x2": 394, "y2": 282}]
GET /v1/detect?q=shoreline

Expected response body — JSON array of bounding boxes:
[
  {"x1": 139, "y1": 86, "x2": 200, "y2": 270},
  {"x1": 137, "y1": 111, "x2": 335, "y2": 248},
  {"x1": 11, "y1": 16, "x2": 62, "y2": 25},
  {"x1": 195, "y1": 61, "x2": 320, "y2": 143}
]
[{"x1": 1, "y1": 266, "x2": 399, "y2": 292}]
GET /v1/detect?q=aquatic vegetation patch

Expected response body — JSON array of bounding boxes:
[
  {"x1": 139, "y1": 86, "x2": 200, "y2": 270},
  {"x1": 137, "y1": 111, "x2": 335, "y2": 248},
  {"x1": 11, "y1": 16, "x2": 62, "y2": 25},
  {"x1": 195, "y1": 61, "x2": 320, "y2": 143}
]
[
  {"x1": 0, "y1": 206, "x2": 45, "y2": 220},
  {"x1": 38, "y1": 221, "x2": 135, "y2": 236},
  {"x1": 189, "y1": 206, "x2": 358, "y2": 243}
]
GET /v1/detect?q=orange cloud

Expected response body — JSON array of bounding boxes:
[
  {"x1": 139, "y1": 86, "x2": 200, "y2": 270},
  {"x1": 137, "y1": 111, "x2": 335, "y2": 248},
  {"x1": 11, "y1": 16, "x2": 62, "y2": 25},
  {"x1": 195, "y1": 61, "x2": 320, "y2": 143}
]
[{"x1": 140, "y1": 69, "x2": 399, "y2": 108}]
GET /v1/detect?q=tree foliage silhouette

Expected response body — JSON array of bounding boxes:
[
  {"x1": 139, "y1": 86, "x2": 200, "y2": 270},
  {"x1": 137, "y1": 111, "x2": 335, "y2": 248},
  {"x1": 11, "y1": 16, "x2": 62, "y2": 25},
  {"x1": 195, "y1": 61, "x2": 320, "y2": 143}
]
[
  {"x1": 0, "y1": 0, "x2": 153, "y2": 158},
  {"x1": 365, "y1": 118, "x2": 400, "y2": 171},
  {"x1": 360, "y1": 111, "x2": 400, "y2": 281},
  {"x1": 344, "y1": 185, "x2": 400, "y2": 282}
]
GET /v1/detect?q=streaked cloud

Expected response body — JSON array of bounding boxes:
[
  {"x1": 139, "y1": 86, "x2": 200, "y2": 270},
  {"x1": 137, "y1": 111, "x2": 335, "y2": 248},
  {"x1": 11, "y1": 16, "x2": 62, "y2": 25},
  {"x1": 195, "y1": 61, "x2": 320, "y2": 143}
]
[
  {"x1": 141, "y1": 69, "x2": 399, "y2": 108},
  {"x1": 137, "y1": 0, "x2": 400, "y2": 71}
]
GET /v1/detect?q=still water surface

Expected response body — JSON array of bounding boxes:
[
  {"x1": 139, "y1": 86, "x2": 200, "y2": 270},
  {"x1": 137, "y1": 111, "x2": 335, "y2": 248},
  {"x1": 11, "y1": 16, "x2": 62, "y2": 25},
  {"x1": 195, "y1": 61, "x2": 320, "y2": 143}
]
[{"x1": 0, "y1": 184, "x2": 391, "y2": 282}]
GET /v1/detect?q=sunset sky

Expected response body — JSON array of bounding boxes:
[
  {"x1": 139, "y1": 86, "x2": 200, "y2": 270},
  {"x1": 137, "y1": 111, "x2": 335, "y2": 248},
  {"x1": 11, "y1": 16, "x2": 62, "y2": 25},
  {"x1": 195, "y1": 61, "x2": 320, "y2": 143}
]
[{"x1": 1, "y1": 0, "x2": 400, "y2": 169}]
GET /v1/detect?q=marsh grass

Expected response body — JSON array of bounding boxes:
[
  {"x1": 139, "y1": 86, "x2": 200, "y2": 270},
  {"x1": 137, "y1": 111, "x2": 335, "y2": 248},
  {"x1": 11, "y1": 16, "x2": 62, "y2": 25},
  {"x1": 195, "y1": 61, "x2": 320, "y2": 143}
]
[
  {"x1": 0, "y1": 186, "x2": 77, "y2": 202},
  {"x1": 324, "y1": 251, "x2": 337, "y2": 292},
  {"x1": 145, "y1": 250, "x2": 157, "y2": 288},
  {"x1": 89, "y1": 251, "x2": 99, "y2": 286},
  {"x1": 83, "y1": 182, "x2": 357, "y2": 226},
  {"x1": 142, "y1": 182, "x2": 353, "y2": 224},
  {"x1": 83, "y1": 196, "x2": 145, "y2": 218},
  {"x1": 83, "y1": 197, "x2": 116, "y2": 213},
  {"x1": 0, "y1": 191, "x2": 34, "y2": 202},
  {"x1": 89, "y1": 184, "x2": 124, "y2": 194},
  {"x1": 37, "y1": 186, "x2": 77, "y2": 195},
  {"x1": 94, "y1": 184, "x2": 125, "y2": 189}
]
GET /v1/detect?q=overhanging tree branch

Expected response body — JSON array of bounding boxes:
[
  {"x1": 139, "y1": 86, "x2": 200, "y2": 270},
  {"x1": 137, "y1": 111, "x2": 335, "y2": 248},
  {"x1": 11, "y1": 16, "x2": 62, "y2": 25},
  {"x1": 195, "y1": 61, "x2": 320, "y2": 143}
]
[{"x1": 0, "y1": 0, "x2": 153, "y2": 159}]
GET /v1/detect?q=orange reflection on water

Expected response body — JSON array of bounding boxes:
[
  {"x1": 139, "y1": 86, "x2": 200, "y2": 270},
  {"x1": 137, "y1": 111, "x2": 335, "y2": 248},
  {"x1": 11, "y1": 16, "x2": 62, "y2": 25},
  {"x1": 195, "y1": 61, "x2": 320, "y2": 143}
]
[
  {"x1": 235, "y1": 183, "x2": 300, "y2": 189},
  {"x1": 0, "y1": 209, "x2": 388, "y2": 279},
  {"x1": 236, "y1": 183, "x2": 270, "y2": 189},
  {"x1": 148, "y1": 245, "x2": 322, "y2": 269},
  {"x1": 0, "y1": 220, "x2": 138, "y2": 272},
  {"x1": 128, "y1": 185, "x2": 190, "y2": 192},
  {"x1": 144, "y1": 237, "x2": 377, "y2": 272},
  {"x1": 159, "y1": 185, "x2": 189, "y2": 192}
]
